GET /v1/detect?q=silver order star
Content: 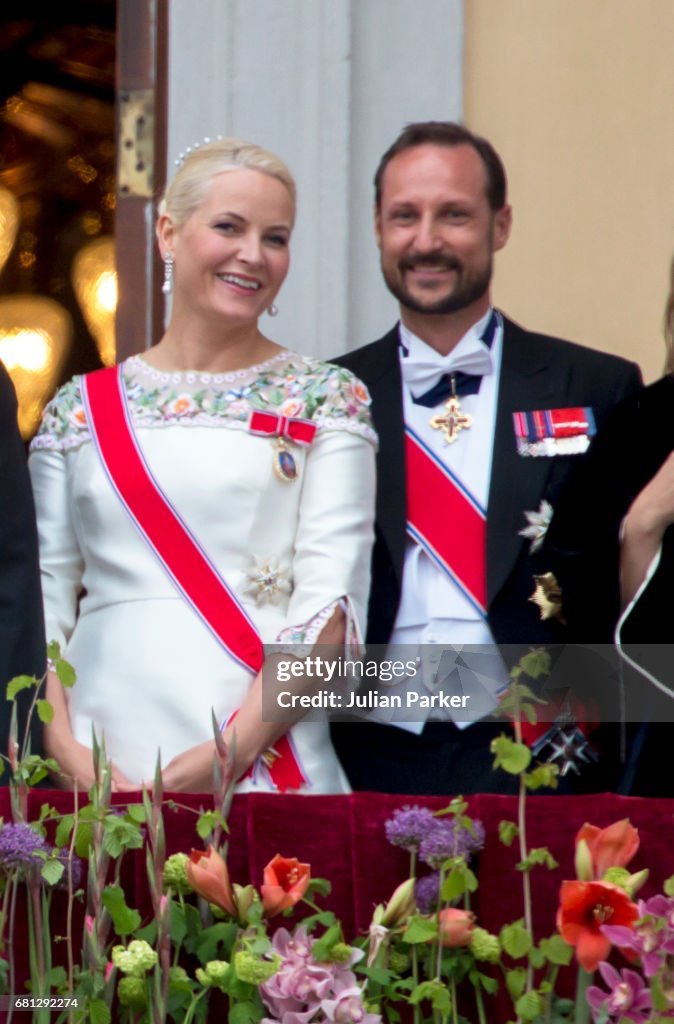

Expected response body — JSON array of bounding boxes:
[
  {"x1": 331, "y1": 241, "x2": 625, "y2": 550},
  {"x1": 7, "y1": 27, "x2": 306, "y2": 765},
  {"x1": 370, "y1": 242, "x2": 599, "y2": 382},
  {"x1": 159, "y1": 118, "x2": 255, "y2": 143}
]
[
  {"x1": 518, "y1": 499, "x2": 553, "y2": 553},
  {"x1": 242, "y1": 556, "x2": 292, "y2": 606}
]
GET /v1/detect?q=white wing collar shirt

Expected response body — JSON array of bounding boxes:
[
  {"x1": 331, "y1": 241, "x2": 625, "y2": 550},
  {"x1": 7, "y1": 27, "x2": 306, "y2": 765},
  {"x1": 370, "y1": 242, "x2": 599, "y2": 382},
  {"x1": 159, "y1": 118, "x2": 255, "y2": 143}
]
[{"x1": 385, "y1": 309, "x2": 509, "y2": 732}]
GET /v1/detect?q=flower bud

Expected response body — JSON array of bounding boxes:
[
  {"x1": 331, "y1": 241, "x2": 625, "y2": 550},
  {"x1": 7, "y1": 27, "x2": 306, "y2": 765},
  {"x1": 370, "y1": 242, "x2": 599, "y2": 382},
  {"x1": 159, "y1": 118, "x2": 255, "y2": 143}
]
[
  {"x1": 380, "y1": 878, "x2": 416, "y2": 927},
  {"x1": 232, "y1": 883, "x2": 258, "y2": 921},
  {"x1": 574, "y1": 838, "x2": 593, "y2": 881},
  {"x1": 163, "y1": 852, "x2": 191, "y2": 895},
  {"x1": 118, "y1": 976, "x2": 148, "y2": 1009},
  {"x1": 438, "y1": 907, "x2": 475, "y2": 948}
]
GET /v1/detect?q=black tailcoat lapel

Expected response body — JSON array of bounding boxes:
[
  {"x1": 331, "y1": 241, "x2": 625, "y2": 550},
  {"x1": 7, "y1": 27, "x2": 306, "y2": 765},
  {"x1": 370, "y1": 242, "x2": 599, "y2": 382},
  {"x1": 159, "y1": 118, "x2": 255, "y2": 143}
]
[{"x1": 487, "y1": 317, "x2": 565, "y2": 605}]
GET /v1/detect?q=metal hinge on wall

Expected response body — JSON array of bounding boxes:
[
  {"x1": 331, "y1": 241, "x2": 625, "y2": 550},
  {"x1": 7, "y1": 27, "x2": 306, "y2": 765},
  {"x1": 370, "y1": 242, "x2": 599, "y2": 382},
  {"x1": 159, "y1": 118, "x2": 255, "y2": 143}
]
[{"x1": 118, "y1": 89, "x2": 155, "y2": 198}]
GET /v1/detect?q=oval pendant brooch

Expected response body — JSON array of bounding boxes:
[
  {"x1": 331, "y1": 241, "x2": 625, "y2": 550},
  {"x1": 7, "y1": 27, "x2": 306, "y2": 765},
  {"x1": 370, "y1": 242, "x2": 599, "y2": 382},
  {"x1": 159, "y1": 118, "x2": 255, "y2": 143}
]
[{"x1": 273, "y1": 437, "x2": 298, "y2": 482}]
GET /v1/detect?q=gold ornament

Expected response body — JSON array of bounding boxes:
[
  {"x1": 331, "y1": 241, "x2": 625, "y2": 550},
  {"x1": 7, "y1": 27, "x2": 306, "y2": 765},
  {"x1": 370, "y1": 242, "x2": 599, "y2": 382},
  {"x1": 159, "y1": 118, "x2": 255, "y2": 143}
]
[
  {"x1": 529, "y1": 572, "x2": 566, "y2": 623},
  {"x1": 430, "y1": 394, "x2": 473, "y2": 444}
]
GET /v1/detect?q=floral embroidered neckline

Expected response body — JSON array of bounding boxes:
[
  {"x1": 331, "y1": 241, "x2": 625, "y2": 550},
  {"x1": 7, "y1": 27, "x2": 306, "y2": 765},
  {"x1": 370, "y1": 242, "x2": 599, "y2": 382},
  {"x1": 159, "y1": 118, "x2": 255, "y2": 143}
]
[{"x1": 128, "y1": 349, "x2": 292, "y2": 386}]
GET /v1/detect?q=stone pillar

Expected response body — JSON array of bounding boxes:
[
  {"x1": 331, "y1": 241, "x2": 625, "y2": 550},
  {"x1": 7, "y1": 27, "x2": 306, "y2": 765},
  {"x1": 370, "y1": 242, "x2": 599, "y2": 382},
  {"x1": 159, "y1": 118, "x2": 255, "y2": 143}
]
[{"x1": 167, "y1": 0, "x2": 463, "y2": 358}]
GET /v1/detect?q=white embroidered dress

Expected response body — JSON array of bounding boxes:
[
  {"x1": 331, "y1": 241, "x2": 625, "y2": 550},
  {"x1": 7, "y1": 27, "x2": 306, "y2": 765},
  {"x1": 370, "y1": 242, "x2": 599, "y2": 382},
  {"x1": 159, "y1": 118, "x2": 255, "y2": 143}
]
[{"x1": 29, "y1": 351, "x2": 377, "y2": 791}]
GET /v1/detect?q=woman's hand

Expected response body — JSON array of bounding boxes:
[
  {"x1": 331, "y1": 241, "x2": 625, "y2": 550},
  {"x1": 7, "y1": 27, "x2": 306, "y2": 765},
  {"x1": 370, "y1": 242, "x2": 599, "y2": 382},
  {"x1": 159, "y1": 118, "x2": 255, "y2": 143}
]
[
  {"x1": 621, "y1": 451, "x2": 674, "y2": 606},
  {"x1": 161, "y1": 739, "x2": 235, "y2": 793},
  {"x1": 47, "y1": 738, "x2": 135, "y2": 792}
]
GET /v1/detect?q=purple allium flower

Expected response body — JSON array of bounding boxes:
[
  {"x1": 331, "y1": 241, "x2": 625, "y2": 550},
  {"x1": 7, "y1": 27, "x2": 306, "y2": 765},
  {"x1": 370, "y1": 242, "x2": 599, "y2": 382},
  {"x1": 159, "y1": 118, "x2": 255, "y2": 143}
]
[
  {"x1": 586, "y1": 962, "x2": 652, "y2": 1022},
  {"x1": 385, "y1": 806, "x2": 436, "y2": 853},
  {"x1": 414, "y1": 872, "x2": 441, "y2": 914},
  {"x1": 0, "y1": 823, "x2": 49, "y2": 871},
  {"x1": 55, "y1": 847, "x2": 83, "y2": 889},
  {"x1": 418, "y1": 818, "x2": 485, "y2": 869}
]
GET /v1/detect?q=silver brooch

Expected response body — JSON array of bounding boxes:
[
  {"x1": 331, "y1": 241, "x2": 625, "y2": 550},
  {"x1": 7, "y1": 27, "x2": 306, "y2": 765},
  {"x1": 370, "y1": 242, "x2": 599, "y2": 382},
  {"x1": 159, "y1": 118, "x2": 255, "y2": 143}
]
[
  {"x1": 518, "y1": 500, "x2": 553, "y2": 553},
  {"x1": 242, "y1": 556, "x2": 292, "y2": 606}
]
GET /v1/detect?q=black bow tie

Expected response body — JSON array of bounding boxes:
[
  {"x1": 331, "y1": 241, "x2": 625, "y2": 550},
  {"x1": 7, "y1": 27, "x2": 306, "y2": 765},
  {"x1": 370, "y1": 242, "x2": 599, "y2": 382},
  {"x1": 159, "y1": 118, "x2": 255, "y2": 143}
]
[{"x1": 408, "y1": 311, "x2": 498, "y2": 408}]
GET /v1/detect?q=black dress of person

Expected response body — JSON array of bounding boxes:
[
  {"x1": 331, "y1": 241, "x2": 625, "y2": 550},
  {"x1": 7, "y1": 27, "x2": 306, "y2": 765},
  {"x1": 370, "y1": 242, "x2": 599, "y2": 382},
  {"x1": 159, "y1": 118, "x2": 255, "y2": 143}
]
[{"x1": 545, "y1": 375, "x2": 674, "y2": 795}]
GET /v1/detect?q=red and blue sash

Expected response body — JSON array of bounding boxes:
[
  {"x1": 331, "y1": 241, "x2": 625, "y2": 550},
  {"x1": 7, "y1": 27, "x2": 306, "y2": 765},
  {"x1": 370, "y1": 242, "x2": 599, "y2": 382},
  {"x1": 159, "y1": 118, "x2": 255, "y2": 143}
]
[
  {"x1": 81, "y1": 365, "x2": 307, "y2": 791},
  {"x1": 405, "y1": 426, "x2": 487, "y2": 617}
]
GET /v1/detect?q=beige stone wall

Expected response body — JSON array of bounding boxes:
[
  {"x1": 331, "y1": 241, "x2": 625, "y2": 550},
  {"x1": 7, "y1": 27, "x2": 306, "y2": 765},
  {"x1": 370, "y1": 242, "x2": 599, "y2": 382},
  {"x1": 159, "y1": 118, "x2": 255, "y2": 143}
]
[{"x1": 464, "y1": 0, "x2": 674, "y2": 382}]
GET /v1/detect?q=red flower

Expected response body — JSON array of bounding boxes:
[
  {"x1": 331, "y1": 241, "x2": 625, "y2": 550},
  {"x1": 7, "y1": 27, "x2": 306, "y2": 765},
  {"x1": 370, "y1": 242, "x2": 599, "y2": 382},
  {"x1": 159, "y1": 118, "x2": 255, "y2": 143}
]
[
  {"x1": 261, "y1": 854, "x2": 310, "y2": 917},
  {"x1": 576, "y1": 820, "x2": 639, "y2": 880},
  {"x1": 186, "y1": 846, "x2": 236, "y2": 916},
  {"x1": 557, "y1": 880, "x2": 639, "y2": 972},
  {"x1": 438, "y1": 908, "x2": 475, "y2": 948}
]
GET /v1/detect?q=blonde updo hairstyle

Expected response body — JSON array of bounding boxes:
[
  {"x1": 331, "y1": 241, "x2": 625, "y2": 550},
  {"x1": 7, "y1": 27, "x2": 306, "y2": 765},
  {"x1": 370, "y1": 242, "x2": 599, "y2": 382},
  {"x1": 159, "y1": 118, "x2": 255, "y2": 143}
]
[{"x1": 158, "y1": 137, "x2": 297, "y2": 229}]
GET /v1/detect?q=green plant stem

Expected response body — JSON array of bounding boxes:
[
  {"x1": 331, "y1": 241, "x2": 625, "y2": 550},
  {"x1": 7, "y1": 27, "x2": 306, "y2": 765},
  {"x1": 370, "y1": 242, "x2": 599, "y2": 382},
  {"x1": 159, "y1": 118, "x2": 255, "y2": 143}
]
[
  {"x1": 183, "y1": 987, "x2": 208, "y2": 1024},
  {"x1": 511, "y1": 706, "x2": 534, "y2": 1001},
  {"x1": 574, "y1": 967, "x2": 591, "y2": 1024},
  {"x1": 474, "y1": 978, "x2": 488, "y2": 1024},
  {"x1": 66, "y1": 786, "x2": 79, "y2": 1015},
  {"x1": 544, "y1": 965, "x2": 559, "y2": 1024},
  {"x1": 6, "y1": 874, "x2": 19, "y2": 1024},
  {"x1": 450, "y1": 975, "x2": 459, "y2": 1024},
  {"x1": 411, "y1": 942, "x2": 421, "y2": 1024}
]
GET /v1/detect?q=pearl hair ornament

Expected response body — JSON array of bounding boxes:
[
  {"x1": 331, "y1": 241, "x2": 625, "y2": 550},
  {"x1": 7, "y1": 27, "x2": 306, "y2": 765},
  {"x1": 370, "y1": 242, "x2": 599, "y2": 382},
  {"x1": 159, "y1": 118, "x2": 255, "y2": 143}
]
[{"x1": 174, "y1": 135, "x2": 224, "y2": 169}]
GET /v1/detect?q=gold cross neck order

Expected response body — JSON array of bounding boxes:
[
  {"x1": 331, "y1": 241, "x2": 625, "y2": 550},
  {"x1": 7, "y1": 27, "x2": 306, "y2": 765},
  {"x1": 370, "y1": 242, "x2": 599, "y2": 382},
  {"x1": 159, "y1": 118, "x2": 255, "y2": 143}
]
[{"x1": 429, "y1": 376, "x2": 473, "y2": 444}]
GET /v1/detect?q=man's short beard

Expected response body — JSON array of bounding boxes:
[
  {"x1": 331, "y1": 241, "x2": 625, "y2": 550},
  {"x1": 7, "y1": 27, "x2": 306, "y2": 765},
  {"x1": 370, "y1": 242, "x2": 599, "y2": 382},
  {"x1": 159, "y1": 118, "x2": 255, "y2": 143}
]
[{"x1": 382, "y1": 259, "x2": 493, "y2": 316}]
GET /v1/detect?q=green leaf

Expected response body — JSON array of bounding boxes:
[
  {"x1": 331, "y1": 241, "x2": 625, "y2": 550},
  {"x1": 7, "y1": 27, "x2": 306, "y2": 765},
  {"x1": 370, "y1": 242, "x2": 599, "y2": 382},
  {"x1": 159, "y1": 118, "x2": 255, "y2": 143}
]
[
  {"x1": 491, "y1": 735, "x2": 532, "y2": 775},
  {"x1": 74, "y1": 821, "x2": 95, "y2": 859},
  {"x1": 469, "y1": 969, "x2": 499, "y2": 995},
  {"x1": 101, "y1": 884, "x2": 141, "y2": 935},
  {"x1": 88, "y1": 999, "x2": 111, "y2": 1024},
  {"x1": 528, "y1": 947, "x2": 545, "y2": 969},
  {"x1": 515, "y1": 990, "x2": 544, "y2": 1021},
  {"x1": 402, "y1": 915, "x2": 438, "y2": 944},
  {"x1": 300, "y1": 910, "x2": 336, "y2": 932},
  {"x1": 441, "y1": 865, "x2": 478, "y2": 902},
  {"x1": 498, "y1": 820, "x2": 519, "y2": 847},
  {"x1": 196, "y1": 922, "x2": 237, "y2": 962},
  {"x1": 409, "y1": 979, "x2": 452, "y2": 1014},
  {"x1": 360, "y1": 965, "x2": 395, "y2": 985},
  {"x1": 519, "y1": 649, "x2": 551, "y2": 679},
  {"x1": 196, "y1": 809, "x2": 227, "y2": 840},
  {"x1": 46, "y1": 640, "x2": 62, "y2": 660},
  {"x1": 663, "y1": 875, "x2": 674, "y2": 898},
  {"x1": 505, "y1": 967, "x2": 526, "y2": 1000},
  {"x1": 311, "y1": 923, "x2": 342, "y2": 962},
  {"x1": 36, "y1": 700, "x2": 54, "y2": 725},
  {"x1": 516, "y1": 847, "x2": 559, "y2": 872},
  {"x1": 55, "y1": 657, "x2": 77, "y2": 687},
  {"x1": 6, "y1": 675, "x2": 36, "y2": 701},
  {"x1": 500, "y1": 920, "x2": 532, "y2": 959},
  {"x1": 523, "y1": 764, "x2": 559, "y2": 791},
  {"x1": 125, "y1": 803, "x2": 147, "y2": 823},
  {"x1": 169, "y1": 901, "x2": 188, "y2": 947},
  {"x1": 102, "y1": 815, "x2": 144, "y2": 857},
  {"x1": 40, "y1": 858, "x2": 65, "y2": 886},
  {"x1": 539, "y1": 934, "x2": 573, "y2": 966},
  {"x1": 229, "y1": 1002, "x2": 259, "y2": 1024}
]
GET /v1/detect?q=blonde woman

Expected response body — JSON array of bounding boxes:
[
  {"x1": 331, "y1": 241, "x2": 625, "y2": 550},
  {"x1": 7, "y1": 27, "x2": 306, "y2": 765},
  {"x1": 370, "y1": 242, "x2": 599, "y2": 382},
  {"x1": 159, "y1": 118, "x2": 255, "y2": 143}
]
[{"x1": 30, "y1": 139, "x2": 376, "y2": 793}]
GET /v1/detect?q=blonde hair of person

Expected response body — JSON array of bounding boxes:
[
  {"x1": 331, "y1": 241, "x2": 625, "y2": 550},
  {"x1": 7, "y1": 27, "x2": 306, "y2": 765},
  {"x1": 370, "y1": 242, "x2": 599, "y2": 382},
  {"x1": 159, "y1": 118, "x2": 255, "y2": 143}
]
[{"x1": 158, "y1": 137, "x2": 296, "y2": 227}]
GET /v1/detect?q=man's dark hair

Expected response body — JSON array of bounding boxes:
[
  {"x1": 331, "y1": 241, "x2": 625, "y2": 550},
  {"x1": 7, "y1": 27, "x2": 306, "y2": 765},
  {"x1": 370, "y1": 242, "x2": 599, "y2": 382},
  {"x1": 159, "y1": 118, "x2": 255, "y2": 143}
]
[{"x1": 374, "y1": 121, "x2": 507, "y2": 211}]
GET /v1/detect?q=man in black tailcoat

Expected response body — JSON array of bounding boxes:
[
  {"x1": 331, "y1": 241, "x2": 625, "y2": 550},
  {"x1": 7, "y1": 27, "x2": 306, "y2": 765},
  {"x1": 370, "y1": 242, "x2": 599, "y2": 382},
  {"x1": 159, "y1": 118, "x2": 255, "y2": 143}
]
[
  {"x1": 0, "y1": 361, "x2": 45, "y2": 767},
  {"x1": 331, "y1": 122, "x2": 642, "y2": 794}
]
